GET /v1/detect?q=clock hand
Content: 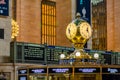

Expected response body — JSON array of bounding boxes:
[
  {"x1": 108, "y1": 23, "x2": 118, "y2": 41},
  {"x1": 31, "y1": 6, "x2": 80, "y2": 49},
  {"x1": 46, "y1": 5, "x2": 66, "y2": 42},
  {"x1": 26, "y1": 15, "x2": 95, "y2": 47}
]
[
  {"x1": 68, "y1": 28, "x2": 70, "y2": 34},
  {"x1": 86, "y1": 28, "x2": 88, "y2": 33},
  {"x1": 68, "y1": 27, "x2": 72, "y2": 37},
  {"x1": 86, "y1": 28, "x2": 89, "y2": 38}
]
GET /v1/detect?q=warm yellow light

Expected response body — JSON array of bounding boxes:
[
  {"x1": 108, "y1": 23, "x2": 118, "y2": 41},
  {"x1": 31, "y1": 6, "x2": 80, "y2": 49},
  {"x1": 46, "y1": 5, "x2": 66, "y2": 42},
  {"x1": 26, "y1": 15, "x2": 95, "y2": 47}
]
[
  {"x1": 11, "y1": 19, "x2": 19, "y2": 39},
  {"x1": 60, "y1": 54, "x2": 65, "y2": 59},
  {"x1": 94, "y1": 53, "x2": 99, "y2": 59},
  {"x1": 75, "y1": 51, "x2": 81, "y2": 57}
]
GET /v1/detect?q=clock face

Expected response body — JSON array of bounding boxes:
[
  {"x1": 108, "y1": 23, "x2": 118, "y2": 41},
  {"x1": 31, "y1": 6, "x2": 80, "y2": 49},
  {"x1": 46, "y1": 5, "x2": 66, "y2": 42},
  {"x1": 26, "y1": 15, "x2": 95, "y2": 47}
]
[
  {"x1": 79, "y1": 22, "x2": 92, "y2": 39},
  {"x1": 66, "y1": 23, "x2": 77, "y2": 40}
]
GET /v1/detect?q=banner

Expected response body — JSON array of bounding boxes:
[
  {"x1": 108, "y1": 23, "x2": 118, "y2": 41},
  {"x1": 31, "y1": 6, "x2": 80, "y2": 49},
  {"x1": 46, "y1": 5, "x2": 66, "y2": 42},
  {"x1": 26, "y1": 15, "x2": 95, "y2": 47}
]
[
  {"x1": 76, "y1": 0, "x2": 91, "y2": 24},
  {"x1": 0, "y1": 0, "x2": 9, "y2": 16}
]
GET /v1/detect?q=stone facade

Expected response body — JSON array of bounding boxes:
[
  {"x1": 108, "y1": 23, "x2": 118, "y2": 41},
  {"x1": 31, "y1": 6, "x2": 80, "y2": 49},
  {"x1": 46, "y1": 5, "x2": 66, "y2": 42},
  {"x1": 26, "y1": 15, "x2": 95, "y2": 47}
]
[{"x1": 0, "y1": 0, "x2": 11, "y2": 62}]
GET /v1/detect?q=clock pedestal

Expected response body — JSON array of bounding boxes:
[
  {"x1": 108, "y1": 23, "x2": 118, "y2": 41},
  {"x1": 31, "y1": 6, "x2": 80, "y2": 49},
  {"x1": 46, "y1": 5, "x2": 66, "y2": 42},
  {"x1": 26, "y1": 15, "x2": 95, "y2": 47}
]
[
  {"x1": 70, "y1": 49, "x2": 92, "y2": 65},
  {"x1": 64, "y1": 13, "x2": 97, "y2": 65},
  {"x1": 67, "y1": 24, "x2": 92, "y2": 64},
  {"x1": 70, "y1": 42, "x2": 93, "y2": 65}
]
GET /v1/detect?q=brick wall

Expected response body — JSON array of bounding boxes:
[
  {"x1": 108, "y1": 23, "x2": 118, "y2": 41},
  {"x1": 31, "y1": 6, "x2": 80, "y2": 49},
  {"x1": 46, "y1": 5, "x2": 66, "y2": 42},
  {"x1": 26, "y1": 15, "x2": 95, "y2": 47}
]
[
  {"x1": 16, "y1": 0, "x2": 120, "y2": 51},
  {"x1": 107, "y1": 0, "x2": 115, "y2": 51},
  {"x1": 56, "y1": 0, "x2": 72, "y2": 47},
  {"x1": 114, "y1": 0, "x2": 120, "y2": 51},
  {"x1": 16, "y1": 0, "x2": 41, "y2": 44},
  {"x1": 16, "y1": 0, "x2": 72, "y2": 47},
  {"x1": 107, "y1": 0, "x2": 120, "y2": 52}
]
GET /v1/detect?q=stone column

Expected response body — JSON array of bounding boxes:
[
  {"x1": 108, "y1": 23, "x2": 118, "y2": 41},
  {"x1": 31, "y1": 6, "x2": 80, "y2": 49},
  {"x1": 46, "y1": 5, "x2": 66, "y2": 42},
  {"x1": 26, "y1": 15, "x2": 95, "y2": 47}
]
[{"x1": 71, "y1": 0, "x2": 76, "y2": 20}]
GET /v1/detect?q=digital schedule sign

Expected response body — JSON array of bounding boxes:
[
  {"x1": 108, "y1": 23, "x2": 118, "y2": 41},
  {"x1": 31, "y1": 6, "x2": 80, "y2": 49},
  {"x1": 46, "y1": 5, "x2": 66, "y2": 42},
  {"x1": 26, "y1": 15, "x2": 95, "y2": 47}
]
[
  {"x1": 102, "y1": 68, "x2": 120, "y2": 73},
  {"x1": 18, "y1": 75, "x2": 27, "y2": 80},
  {"x1": 13, "y1": 42, "x2": 74, "y2": 64},
  {"x1": 29, "y1": 68, "x2": 47, "y2": 74},
  {"x1": 48, "y1": 68, "x2": 73, "y2": 73},
  {"x1": 18, "y1": 69, "x2": 27, "y2": 74},
  {"x1": 24, "y1": 46, "x2": 45, "y2": 61},
  {"x1": 46, "y1": 46, "x2": 74, "y2": 62},
  {"x1": 75, "y1": 68, "x2": 100, "y2": 73}
]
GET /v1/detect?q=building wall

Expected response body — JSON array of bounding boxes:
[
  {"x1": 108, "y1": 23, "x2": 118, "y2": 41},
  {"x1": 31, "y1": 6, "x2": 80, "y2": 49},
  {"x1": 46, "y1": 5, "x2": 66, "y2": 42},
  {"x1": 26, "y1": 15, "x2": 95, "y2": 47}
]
[
  {"x1": 0, "y1": 0, "x2": 11, "y2": 62},
  {"x1": 114, "y1": 0, "x2": 120, "y2": 51},
  {"x1": 56, "y1": 0, "x2": 72, "y2": 47},
  {"x1": 107, "y1": 0, "x2": 120, "y2": 52},
  {"x1": 16, "y1": 0, "x2": 73, "y2": 47},
  {"x1": 16, "y1": 0, "x2": 41, "y2": 44},
  {"x1": 15, "y1": 0, "x2": 120, "y2": 51}
]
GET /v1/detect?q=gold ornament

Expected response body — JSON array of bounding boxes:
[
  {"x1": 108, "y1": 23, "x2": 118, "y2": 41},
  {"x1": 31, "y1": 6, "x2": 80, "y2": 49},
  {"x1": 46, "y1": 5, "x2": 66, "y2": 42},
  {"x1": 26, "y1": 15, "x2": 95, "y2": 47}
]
[{"x1": 11, "y1": 19, "x2": 19, "y2": 39}]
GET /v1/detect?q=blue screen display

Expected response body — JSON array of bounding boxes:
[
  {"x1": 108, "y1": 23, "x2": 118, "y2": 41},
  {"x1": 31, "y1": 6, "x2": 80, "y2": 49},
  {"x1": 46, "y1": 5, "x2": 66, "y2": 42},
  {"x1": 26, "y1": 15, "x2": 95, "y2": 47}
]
[
  {"x1": 76, "y1": 0, "x2": 91, "y2": 24},
  {"x1": 0, "y1": 0, "x2": 9, "y2": 16}
]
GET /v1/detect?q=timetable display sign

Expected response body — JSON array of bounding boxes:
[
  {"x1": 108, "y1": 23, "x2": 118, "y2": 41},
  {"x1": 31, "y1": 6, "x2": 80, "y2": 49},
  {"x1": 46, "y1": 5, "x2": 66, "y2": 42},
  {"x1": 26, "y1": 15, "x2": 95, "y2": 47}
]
[
  {"x1": 29, "y1": 68, "x2": 47, "y2": 74},
  {"x1": 15, "y1": 42, "x2": 74, "y2": 64},
  {"x1": 18, "y1": 75, "x2": 27, "y2": 80},
  {"x1": 24, "y1": 46, "x2": 44, "y2": 60},
  {"x1": 18, "y1": 69, "x2": 27, "y2": 74},
  {"x1": 0, "y1": 0, "x2": 9, "y2": 16},
  {"x1": 102, "y1": 68, "x2": 120, "y2": 73},
  {"x1": 46, "y1": 46, "x2": 74, "y2": 62},
  {"x1": 46, "y1": 47, "x2": 60, "y2": 61},
  {"x1": 75, "y1": 68, "x2": 100, "y2": 73},
  {"x1": 48, "y1": 68, "x2": 73, "y2": 73}
]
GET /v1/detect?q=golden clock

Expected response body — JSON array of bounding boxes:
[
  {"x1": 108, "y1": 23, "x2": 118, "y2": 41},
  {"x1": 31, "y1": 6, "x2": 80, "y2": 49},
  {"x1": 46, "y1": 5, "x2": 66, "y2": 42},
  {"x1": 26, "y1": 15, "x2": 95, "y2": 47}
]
[
  {"x1": 66, "y1": 23, "x2": 77, "y2": 40},
  {"x1": 79, "y1": 22, "x2": 92, "y2": 39}
]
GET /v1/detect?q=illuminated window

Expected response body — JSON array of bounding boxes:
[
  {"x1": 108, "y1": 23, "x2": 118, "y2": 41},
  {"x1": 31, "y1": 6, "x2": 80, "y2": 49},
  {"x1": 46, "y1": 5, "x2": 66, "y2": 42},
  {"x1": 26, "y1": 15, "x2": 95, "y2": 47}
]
[
  {"x1": 92, "y1": 0, "x2": 107, "y2": 50},
  {"x1": 41, "y1": 0, "x2": 56, "y2": 45}
]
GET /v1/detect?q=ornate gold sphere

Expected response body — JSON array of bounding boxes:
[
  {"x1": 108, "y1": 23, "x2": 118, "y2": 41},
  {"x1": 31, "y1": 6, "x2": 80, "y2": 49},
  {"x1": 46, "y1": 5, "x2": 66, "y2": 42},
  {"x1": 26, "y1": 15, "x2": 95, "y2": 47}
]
[{"x1": 66, "y1": 19, "x2": 92, "y2": 49}]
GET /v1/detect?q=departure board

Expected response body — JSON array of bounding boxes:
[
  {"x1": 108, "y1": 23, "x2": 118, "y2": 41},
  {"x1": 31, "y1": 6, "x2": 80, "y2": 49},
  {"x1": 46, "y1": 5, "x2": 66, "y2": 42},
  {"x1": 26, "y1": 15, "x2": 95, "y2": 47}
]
[
  {"x1": 29, "y1": 68, "x2": 47, "y2": 74},
  {"x1": 24, "y1": 45, "x2": 44, "y2": 61},
  {"x1": 46, "y1": 46, "x2": 74, "y2": 62},
  {"x1": 48, "y1": 68, "x2": 73, "y2": 73},
  {"x1": 102, "y1": 68, "x2": 120, "y2": 73},
  {"x1": 75, "y1": 68, "x2": 100, "y2": 73},
  {"x1": 18, "y1": 69, "x2": 27, "y2": 74},
  {"x1": 13, "y1": 42, "x2": 75, "y2": 64},
  {"x1": 46, "y1": 46, "x2": 62, "y2": 61},
  {"x1": 18, "y1": 75, "x2": 27, "y2": 80}
]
